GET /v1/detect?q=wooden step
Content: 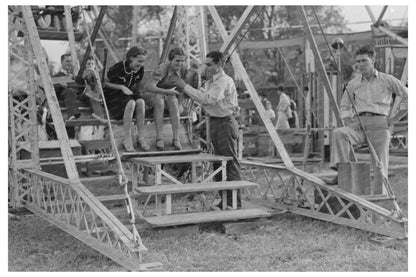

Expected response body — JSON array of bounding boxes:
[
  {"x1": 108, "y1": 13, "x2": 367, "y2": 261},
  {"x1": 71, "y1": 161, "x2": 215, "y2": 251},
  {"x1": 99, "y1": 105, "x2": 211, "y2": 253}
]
[
  {"x1": 39, "y1": 154, "x2": 115, "y2": 165},
  {"x1": 144, "y1": 208, "x2": 270, "y2": 227},
  {"x1": 130, "y1": 153, "x2": 233, "y2": 166},
  {"x1": 66, "y1": 115, "x2": 192, "y2": 127},
  {"x1": 135, "y1": 181, "x2": 258, "y2": 195},
  {"x1": 121, "y1": 148, "x2": 202, "y2": 160}
]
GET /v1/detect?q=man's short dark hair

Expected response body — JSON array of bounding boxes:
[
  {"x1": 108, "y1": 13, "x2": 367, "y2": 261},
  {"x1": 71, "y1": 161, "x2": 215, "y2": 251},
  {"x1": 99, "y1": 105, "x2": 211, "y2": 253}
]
[
  {"x1": 60, "y1": 53, "x2": 71, "y2": 62},
  {"x1": 355, "y1": 46, "x2": 375, "y2": 58},
  {"x1": 168, "y1": 47, "x2": 186, "y2": 61},
  {"x1": 277, "y1": 84, "x2": 284, "y2": 91},
  {"x1": 206, "y1": 51, "x2": 224, "y2": 66},
  {"x1": 125, "y1": 46, "x2": 147, "y2": 61}
]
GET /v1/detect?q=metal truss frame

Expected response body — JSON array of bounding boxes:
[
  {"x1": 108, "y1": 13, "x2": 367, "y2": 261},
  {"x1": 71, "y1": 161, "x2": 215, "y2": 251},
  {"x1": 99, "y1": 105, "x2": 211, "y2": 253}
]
[{"x1": 8, "y1": 6, "x2": 161, "y2": 271}]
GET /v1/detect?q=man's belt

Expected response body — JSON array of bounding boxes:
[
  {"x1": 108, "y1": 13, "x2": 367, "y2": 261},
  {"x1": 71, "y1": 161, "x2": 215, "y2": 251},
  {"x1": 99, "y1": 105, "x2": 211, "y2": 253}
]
[{"x1": 358, "y1": 112, "x2": 385, "y2": 117}]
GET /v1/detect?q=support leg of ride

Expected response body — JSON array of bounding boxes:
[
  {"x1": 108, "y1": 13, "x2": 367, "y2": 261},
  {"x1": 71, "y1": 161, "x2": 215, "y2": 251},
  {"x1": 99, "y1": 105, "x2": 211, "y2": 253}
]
[
  {"x1": 166, "y1": 194, "x2": 172, "y2": 215},
  {"x1": 232, "y1": 189, "x2": 237, "y2": 209},
  {"x1": 132, "y1": 163, "x2": 138, "y2": 191},
  {"x1": 222, "y1": 190, "x2": 227, "y2": 210}
]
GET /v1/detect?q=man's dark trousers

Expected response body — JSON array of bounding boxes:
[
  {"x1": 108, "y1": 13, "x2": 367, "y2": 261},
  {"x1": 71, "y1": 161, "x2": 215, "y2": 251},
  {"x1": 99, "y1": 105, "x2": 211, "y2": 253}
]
[{"x1": 210, "y1": 116, "x2": 242, "y2": 208}]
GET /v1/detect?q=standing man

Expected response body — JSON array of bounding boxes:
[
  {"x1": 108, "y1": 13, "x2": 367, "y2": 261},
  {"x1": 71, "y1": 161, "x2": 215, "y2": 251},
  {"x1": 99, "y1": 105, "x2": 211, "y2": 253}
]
[
  {"x1": 274, "y1": 85, "x2": 292, "y2": 129},
  {"x1": 326, "y1": 46, "x2": 407, "y2": 185},
  {"x1": 172, "y1": 51, "x2": 242, "y2": 209}
]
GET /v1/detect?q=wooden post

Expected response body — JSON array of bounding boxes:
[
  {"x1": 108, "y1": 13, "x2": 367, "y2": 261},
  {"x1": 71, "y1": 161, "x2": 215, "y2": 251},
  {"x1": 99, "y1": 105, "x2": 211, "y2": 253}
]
[
  {"x1": 160, "y1": 6, "x2": 178, "y2": 63},
  {"x1": 196, "y1": 6, "x2": 207, "y2": 63},
  {"x1": 232, "y1": 190, "x2": 237, "y2": 209},
  {"x1": 191, "y1": 162, "x2": 197, "y2": 183},
  {"x1": 207, "y1": 6, "x2": 294, "y2": 168},
  {"x1": 89, "y1": 7, "x2": 120, "y2": 62},
  {"x1": 299, "y1": 6, "x2": 343, "y2": 126},
  {"x1": 400, "y1": 58, "x2": 408, "y2": 84},
  {"x1": 166, "y1": 194, "x2": 172, "y2": 215},
  {"x1": 64, "y1": 6, "x2": 80, "y2": 75},
  {"x1": 238, "y1": 129, "x2": 243, "y2": 160},
  {"x1": 132, "y1": 163, "x2": 138, "y2": 190},
  {"x1": 365, "y1": 6, "x2": 377, "y2": 23},
  {"x1": 219, "y1": 6, "x2": 258, "y2": 54},
  {"x1": 377, "y1": 5, "x2": 389, "y2": 22},
  {"x1": 184, "y1": 7, "x2": 190, "y2": 68},
  {"x1": 76, "y1": 6, "x2": 107, "y2": 81},
  {"x1": 27, "y1": 38, "x2": 40, "y2": 168},
  {"x1": 131, "y1": 6, "x2": 139, "y2": 46},
  {"x1": 22, "y1": 6, "x2": 80, "y2": 182},
  {"x1": 222, "y1": 160, "x2": 227, "y2": 181}
]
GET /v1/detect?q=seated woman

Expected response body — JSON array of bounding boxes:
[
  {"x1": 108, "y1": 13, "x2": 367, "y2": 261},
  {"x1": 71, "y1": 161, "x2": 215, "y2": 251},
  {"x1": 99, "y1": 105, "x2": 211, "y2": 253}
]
[
  {"x1": 103, "y1": 46, "x2": 149, "y2": 152},
  {"x1": 144, "y1": 47, "x2": 193, "y2": 151}
]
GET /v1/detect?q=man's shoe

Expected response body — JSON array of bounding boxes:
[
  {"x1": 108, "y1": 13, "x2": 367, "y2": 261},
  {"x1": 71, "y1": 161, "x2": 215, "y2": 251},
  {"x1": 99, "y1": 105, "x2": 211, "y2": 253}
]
[
  {"x1": 156, "y1": 139, "x2": 164, "y2": 151},
  {"x1": 172, "y1": 139, "x2": 182, "y2": 150},
  {"x1": 323, "y1": 176, "x2": 338, "y2": 186},
  {"x1": 215, "y1": 202, "x2": 241, "y2": 210}
]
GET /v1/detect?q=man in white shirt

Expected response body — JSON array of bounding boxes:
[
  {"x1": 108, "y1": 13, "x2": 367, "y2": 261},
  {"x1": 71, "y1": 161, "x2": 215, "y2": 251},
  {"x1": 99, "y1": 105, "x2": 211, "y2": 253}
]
[
  {"x1": 173, "y1": 51, "x2": 242, "y2": 209},
  {"x1": 274, "y1": 85, "x2": 292, "y2": 129},
  {"x1": 326, "y1": 46, "x2": 408, "y2": 185}
]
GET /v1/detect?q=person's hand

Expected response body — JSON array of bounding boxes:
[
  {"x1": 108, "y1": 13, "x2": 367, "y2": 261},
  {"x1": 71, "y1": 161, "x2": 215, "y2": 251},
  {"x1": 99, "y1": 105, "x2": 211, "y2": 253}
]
[
  {"x1": 387, "y1": 117, "x2": 395, "y2": 127},
  {"x1": 172, "y1": 78, "x2": 186, "y2": 91},
  {"x1": 121, "y1": 86, "x2": 133, "y2": 95},
  {"x1": 178, "y1": 104, "x2": 184, "y2": 115},
  {"x1": 59, "y1": 82, "x2": 68, "y2": 88},
  {"x1": 345, "y1": 117, "x2": 360, "y2": 131},
  {"x1": 166, "y1": 88, "x2": 179, "y2": 96}
]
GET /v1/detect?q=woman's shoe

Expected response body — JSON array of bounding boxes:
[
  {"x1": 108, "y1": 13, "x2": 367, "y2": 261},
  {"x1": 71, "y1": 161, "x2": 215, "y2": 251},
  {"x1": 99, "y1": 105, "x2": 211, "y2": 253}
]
[
  {"x1": 172, "y1": 139, "x2": 182, "y2": 150},
  {"x1": 156, "y1": 139, "x2": 164, "y2": 151},
  {"x1": 137, "y1": 138, "x2": 150, "y2": 151},
  {"x1": 123, "y1": 142, "x2": 135, "y2": 152}
]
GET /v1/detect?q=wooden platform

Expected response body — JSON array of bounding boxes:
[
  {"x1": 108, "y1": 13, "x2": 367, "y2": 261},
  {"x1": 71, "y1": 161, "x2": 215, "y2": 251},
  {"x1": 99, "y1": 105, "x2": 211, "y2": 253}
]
[
  {"x1": 135, "y1": 181, "x2": 258, "y2": 195},
  {"x1": 129, "y1": 153, "x2": 233, "y2": 166},
  {"x1": 144, "y1": 209, "x2": 270, "y2": 227}
]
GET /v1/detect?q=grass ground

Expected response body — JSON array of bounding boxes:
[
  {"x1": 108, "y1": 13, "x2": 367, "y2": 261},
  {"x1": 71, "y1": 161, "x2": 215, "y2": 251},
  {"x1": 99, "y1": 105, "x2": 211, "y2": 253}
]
[{"x1": 8, "y1": 167, "x2": 408, "y2": 271}]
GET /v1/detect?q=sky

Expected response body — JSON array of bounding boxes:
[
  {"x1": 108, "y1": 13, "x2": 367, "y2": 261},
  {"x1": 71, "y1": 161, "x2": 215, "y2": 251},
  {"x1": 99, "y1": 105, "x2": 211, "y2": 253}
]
[{"x1": 341, "y1": 5, "x2": 408, "y2": 32}]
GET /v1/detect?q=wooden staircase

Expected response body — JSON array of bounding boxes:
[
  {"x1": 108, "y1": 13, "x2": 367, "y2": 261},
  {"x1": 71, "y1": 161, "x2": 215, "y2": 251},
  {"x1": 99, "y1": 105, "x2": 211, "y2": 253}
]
[
  {"x1": 135, "y1": 180, "x2": 269, "y2": 227},
  {"x1": 128, "y1": 153, "x2": 270, "y2": 227}
]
